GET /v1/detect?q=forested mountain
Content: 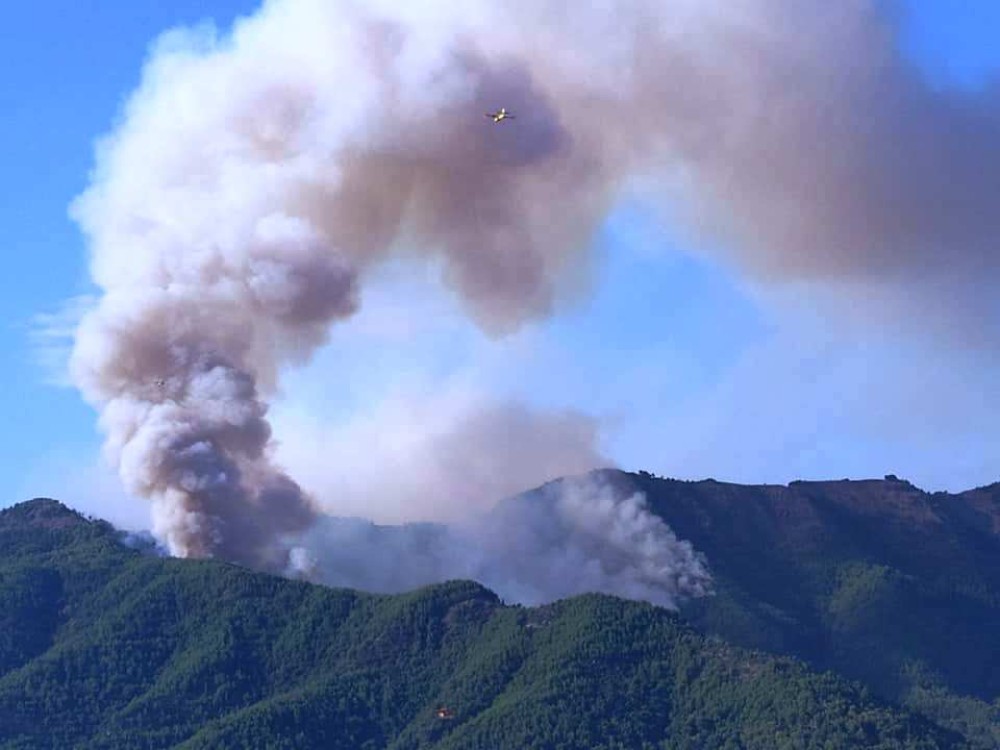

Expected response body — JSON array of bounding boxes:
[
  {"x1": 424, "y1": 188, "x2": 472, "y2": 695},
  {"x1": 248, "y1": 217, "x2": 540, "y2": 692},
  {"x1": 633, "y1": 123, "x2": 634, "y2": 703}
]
[
  {"x1": 0, "y1": 497, "x2": 969, "y2": 749},
  {"x1": 518, "y1": 470, "x2": 999, "y2": 747}
]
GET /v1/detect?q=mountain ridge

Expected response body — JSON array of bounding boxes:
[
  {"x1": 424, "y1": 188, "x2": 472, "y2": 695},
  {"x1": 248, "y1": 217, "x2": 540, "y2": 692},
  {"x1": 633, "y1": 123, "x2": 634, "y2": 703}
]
[
  {"x1": 571, "y1": 470, "x2": 1000, "y2": 746},
  {"x1": 3, "y1": 469, "x2": 999, "y2": 747},
  {"x1": 0, "y1": 491, "x2": 976, "y2": 749}
]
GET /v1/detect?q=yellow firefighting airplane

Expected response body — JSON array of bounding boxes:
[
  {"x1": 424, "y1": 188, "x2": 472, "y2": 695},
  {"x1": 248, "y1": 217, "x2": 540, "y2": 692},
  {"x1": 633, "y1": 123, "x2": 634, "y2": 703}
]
[{"x1": 486, "y1": 107, "x2": 515, "y2": 123}]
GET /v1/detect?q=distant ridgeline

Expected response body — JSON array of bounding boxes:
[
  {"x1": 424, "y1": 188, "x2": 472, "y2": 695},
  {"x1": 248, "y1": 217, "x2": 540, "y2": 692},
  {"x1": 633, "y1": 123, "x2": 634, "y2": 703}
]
[
  {"x1": 501, "y1": 468, "x2": 1000, "y2": 749},
  {"x1": 2, "y1": 469, "x2": 999, "y2": 748},
  {"x1": 615, "y1": 469, "x2": 1000, "y2": 749},
  {"x1": 0, "y1": 488, "x2": 981, "y2": 749}
]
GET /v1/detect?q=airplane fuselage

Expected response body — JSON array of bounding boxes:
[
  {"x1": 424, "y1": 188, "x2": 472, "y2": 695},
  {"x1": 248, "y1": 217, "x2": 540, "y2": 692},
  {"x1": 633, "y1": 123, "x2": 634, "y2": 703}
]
[{"x1": 487, "y1": 108, "x2": 513, "y2": 123}]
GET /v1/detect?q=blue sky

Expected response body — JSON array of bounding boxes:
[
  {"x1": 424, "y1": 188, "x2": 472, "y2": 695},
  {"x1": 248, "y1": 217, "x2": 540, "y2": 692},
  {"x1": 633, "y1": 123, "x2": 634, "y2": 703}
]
[
  {"x1": 3, "y1": 0, "x2": 999, "y2": 525},
  {"x1": 1, "y1": 1, "x2": 255, "y2": 519},
  {"x1": 897, "y1": 0, "x2": 1000, "y2": 90}
]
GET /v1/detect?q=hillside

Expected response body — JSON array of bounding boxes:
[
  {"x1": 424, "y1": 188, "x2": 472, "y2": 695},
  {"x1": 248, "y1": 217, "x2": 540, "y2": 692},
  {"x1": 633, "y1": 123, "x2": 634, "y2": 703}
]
[
  {"x1": 510, "y1": 471, "x2": 1000, "y2": 747},
  {"x1": 0, "y1": 498, "x2": 967, "y2": 749}
]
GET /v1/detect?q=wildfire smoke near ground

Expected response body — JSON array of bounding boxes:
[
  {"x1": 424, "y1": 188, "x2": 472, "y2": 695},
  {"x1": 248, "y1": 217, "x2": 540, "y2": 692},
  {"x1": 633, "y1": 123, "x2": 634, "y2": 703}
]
[{"x1": 66, "y1": 0, "x2": 1000, "y2": 604}]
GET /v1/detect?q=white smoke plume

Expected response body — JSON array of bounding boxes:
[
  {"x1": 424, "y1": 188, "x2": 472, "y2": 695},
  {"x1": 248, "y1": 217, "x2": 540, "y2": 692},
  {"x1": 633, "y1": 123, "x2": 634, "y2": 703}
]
[
  {"x1": 69, "y1": 0, "x2": 1000, "y2": 576},
  {"x1": 118, "y1": 529, "x2": 170, "y2": 557},
  {"x1": 272, "y1": 386, "x2": 607, "y2": 523},
  {"x1": 288, "y1": 474, "x2": 713, "y2": 609}
]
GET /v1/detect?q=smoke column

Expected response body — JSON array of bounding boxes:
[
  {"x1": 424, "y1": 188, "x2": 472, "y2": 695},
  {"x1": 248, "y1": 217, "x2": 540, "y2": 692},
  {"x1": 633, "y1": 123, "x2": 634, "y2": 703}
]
[{"x1": 70, "y1": 0, "x2": 1000, "y2": 586}]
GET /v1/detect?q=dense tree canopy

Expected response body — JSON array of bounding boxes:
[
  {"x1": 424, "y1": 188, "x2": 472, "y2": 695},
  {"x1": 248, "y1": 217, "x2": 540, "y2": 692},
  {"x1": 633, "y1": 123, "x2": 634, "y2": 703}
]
[{"x1": 0, "y1": 498, "x2": 972, "y2": 749}]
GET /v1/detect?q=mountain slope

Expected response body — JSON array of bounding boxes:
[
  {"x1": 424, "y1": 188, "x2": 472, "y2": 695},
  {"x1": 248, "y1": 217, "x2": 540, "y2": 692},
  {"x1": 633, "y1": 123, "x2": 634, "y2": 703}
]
[
  {"x1": 0, "y1": 498, "x2": 966, "y2": 749},
  {"x1": 519, "y1": 471, "x2": 1000, "y2": 747}
]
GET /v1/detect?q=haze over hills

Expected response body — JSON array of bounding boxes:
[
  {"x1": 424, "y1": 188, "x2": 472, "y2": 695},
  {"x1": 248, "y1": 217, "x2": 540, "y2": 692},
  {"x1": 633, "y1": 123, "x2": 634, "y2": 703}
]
[
  {"x1": 276, "y1": 469, "x2": 1000, "y2": 746},
  {"x1": 0, "y1": 494, "x2": 979, "y2": 749},
  {"x1": 597, "y1": 471, "x2": 1000, "y2": 747}
]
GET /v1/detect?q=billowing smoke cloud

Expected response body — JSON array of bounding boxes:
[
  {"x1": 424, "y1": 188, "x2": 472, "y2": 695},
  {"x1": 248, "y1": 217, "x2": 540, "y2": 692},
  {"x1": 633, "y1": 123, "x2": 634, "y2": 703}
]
[
  {"x1": 69, "y1": 0, "x2": 1000, "y2": 573},
  {"x1": 288, "y1": 474, "x2": 713, "y2": 609},
  {"x1": 272, "y1": 386, "x2": 606, "y2": 523}
]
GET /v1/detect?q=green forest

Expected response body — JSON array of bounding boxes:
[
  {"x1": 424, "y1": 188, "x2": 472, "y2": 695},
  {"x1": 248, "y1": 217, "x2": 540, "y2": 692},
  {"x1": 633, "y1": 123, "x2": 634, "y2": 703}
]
[{"x1": 0, "y1": 497, "x2": 974, "y2": 749}]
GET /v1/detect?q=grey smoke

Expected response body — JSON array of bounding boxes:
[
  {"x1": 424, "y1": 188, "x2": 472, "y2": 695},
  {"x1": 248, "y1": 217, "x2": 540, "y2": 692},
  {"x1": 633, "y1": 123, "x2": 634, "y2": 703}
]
[
  {"x1": 68, "y1": 0, "x2": 1000, "y2": 573},
  {"x1": 118, "y1": 529, "x2": 170, "y2": 557},
  {"x1": 288, "y1": 475, "x2": 713, "y2": 609},
  {"x1": 274, "y1": 393, "x2": 608, "y2": 523}
]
